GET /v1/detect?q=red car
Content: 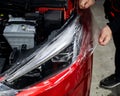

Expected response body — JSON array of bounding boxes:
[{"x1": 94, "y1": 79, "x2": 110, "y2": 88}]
[{"x1": 0, "y1": 0, "x2": 93, "y2": 96}]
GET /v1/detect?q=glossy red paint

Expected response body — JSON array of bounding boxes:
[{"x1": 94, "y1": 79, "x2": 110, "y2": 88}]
[{"x1": 16, "y1": 14, "x2": 93, "y2": 95}]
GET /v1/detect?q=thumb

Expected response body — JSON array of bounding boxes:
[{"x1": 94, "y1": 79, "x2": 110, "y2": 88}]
[{"x1": 99, "y1": 32, "x2": 107, "y2": 46}]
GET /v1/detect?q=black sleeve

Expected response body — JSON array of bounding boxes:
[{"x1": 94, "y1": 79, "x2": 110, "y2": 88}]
[{"x1": 107, "y1": 15, "x2": 120, "y2": 34}]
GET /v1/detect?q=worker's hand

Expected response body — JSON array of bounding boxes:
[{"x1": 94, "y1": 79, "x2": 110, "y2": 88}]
[
  {"x1": 79, "y1": 0, "x2": 95, "y2": 9},
  {"x1": 99, "y1": 25, "x2": 112, "y2": 46}
]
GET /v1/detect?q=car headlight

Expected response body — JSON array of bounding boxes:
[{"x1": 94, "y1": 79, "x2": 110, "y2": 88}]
[{"x1": 1, "y1": 14, "x2": 83, "y2": 84}]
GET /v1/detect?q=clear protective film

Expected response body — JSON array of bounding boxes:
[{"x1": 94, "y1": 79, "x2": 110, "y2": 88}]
[
  {"x1": 2, "y1": 15, "x2": 82, "y2": 82},
  {"x1": 0, "y1": 8, "x2": 100, "y2": 96}
]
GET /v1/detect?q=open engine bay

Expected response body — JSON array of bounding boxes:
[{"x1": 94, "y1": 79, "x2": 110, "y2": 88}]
[{"x1": 0, "y1": 0, "x2": 84, "y2": 91}]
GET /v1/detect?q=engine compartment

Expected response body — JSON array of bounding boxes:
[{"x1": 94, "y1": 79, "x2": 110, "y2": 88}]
[{"x1": 0, "y1": 0, "x2": 76, "y2": 89}]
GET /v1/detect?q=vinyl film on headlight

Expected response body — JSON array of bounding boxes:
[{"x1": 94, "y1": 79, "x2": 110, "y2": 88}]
[{"x1": 0, "y1": 14, "x2": 83, "y2": 83}]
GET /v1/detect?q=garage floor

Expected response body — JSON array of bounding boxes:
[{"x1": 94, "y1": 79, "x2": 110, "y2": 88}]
[{"x1": 90, "y1": 0, "x2": 117, "y2": 96}]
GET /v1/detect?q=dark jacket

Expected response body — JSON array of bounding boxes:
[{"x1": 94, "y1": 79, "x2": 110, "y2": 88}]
[{"x1": 104, "y1": 0, "x2": 120, "y2": 34}]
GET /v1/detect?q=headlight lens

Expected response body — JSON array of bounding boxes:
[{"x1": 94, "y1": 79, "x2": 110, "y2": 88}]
[
  {"x1": 0, "y1": 15, "x2": 83, "y2": 89},
  {"x1": 52, "y1": 45, "x2": 73, "y2": 63}
]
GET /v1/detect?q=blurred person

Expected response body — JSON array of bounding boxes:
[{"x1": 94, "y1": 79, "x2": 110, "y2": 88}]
[{"x1": 79, "y1": 0, "x2": 120, "y2": 89}]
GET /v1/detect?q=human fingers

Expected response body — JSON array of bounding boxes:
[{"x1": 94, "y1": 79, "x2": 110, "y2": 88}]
[
  {"x1": 99, "y1": 35, "x2": 110, "y2": 46},
  {"x1": 84, "y1": 2, "x2": 90, "y2": 9},
  {"x1": 79, "y1": 0, "x2": 95, "y2": 9},
  {"x1": 99, "y1": 26, "x2": 112, "y2": 46},
  {"x1": 99, "y1": 32, "x2": 106, "y2": 46},
  {"x1": 79, "y1": 0, "x2": 88, "y2": 9},
  {"x1": 99, "y1": 31, "x2": 111, "y2": 46},
  {"x1": 84, "y1": 0, "x2": 95, "y2": 8}
]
